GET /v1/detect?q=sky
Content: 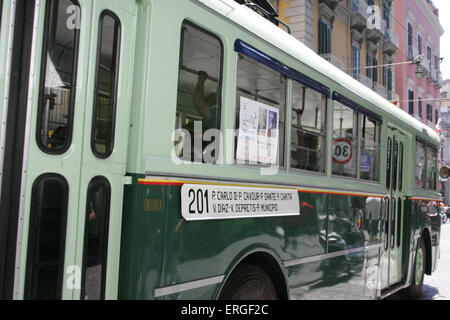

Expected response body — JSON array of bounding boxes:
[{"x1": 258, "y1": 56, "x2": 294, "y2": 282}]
[{"x1": 434, "y1": 0, "x2": 450, "y2": 80}]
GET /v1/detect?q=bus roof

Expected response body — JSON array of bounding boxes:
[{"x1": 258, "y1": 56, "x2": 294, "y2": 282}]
[{"x1": 195, "y1": 0, "x2": 440, "y2": 145}]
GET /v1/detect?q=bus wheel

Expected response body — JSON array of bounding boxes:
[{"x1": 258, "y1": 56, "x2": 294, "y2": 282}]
[
  {"x1": 402, "y1": 237, "x2": 426, "y2": 299},
  {"x1": 219, "y1": 263, "x2": 278, "y2": 300}
]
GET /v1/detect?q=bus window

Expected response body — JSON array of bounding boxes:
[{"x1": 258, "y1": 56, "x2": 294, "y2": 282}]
[
  {"x1": 36, "y1": 0, "x2": 80, "y2": 154},
  {"x1": 391, "y1": 198, "x2": 396, "y2": 249},
  {"x1": 399, "y1": 142, "x2": 404, "y2": 191},
  {"x1": 392, "y1": 140, "x2": 398, "y2": 191},
  {"x1": 360, "y1": 116, "x2": 380, "y2": 182},
  {"x1": 235, "y1": 53, "x2": 286, "y2": 167},
  {"x1": 25, "y1": 174, "x2": 69, "y2": 300},
  {"x1": 397, "y1": 198, "x2": 402, "y2": 248},
  {"x1": 174, "y1": 21, "x2": 223, "y2": 163},
  {"x1": 82, "y1": 177, "x2": 111, "y2": 300},
  {"x1": 332, "y1": 101, "x2": 358, "y2": 178},
  {"x1": 426, "y1": 147, "x2": 437, "y2": 190},
  {"x1": 384, "y1": 198, "x2": 389, "y2": 251},
  {"x1": 415, "y1": 142, "x2": 426, "y2": 189},
  {"x1": 290, "y1": 81, "x2": 327, "y2": 173},
  {"x1": 0, "y1": 0, "x2": 3, "y2": 32},
  {"x1": 386, "y1": 137, "x2": 392, "y2": 189},
  {"x1": 91, "y1": 11, "x2": 121, "y2": 159}
]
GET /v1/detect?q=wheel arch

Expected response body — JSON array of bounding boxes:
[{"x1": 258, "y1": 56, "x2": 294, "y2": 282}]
[
  {"x1": 420, "y1": 227, "x2": 433, "y2": 275},
  {"x1": 214, "y1": 246, "x2": 289, "y2": 300}
]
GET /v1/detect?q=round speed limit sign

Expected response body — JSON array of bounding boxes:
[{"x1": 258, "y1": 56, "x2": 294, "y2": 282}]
[{"x1": 333, "y1": 138, "x2": 353, "y2": 164}]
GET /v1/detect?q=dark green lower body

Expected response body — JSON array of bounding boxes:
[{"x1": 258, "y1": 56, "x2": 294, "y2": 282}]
[{"x1": 118, "y1": 175, "x2": 439, "y2": 300}]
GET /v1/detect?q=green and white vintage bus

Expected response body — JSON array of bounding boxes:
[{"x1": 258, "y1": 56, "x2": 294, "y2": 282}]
[{"x1": 0, "y1": 0, "x2": 446, "y2": 300}]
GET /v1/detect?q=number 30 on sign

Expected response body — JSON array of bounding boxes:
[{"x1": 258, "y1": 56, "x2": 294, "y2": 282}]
[{"x1": 333, "y1": 138, "x2": 352, "y2": 164}]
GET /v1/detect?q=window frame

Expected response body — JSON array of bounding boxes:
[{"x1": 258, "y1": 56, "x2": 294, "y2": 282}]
[
  {"x1": 407, "y1": 23, "x2": 413, "y2": 51},
  {"x1": 290, "y1": 81, "x2": 328, "y2": 175},
  {"x1": 232, "y1": 39, "x2": 331, "y2": 171},
  {"x1": 318, "y1": 18, "x2": 331, "y2": 55},
  {"x1": 178, "y1": 20, "x2": 224, "y2": 131},
  {"x1": 90, "y1": 10, "x2": 122, "y2": 159},
  {"x1": 397, "y1": 198, "x2": 402, "y2": 248},
  {"x1": 386, "y1": 137, "x2": 392, "y2": 189},
  {"x1": 359, "y1": 115, "x2": 381, "y2": 183},
  {"x1": 408, "y1": 90, "x2": 414, "y2": 115},
  {"x1": 24, "y1": 173, "x2": 69, "y2": 300},
  {"x1": 331, "y1": 92, "x2": 382, "y2": 183},
  {"x1": 426, "y1": 103, "x2": 433, "y2": 122},
  {"x1": 81, "y1": 176, "x2": 111, "y2": 300},
  {"x1": 174, "y1": 20, "x2": 225, "y2": 164},
  {"x1": 234, "y1": 53, "x2": 288, "y2": 168},
  {"x1": 351, "y1": 41, "x2": 361, "y2": 80},
  {"x1": 35, "y1": 0, "x2": 81, "y2": 155},
  {"x1": 418, "y1": 97, "x2": 423, "y2": 118},
  {"x1": 416, "y1": 138, "x2": 438, "y2": 191}
]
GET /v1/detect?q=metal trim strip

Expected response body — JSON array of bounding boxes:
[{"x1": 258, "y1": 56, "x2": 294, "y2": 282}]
[
  {"x1": 13, "y1": 0, "x2": 41, "y2": 300},
  {"x1": 139, "y1": 175, "x2": 388, "y2": 199},
  {"x1": 153, "y1": 275, "x2": 225, "y2": 298},
  {"x1": 0, "y1": 0, "x2": 17, "y2": 195},
  {"x1": 283, "y1": 244, "x2": 383, "y2": 268},
  {"x1": 409, "y1": 197, "x2": 441, "y2": 202}
]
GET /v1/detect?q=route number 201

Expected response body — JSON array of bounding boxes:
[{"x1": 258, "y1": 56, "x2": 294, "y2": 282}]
[{"x1": 188, "y1": 189, "x2": 209, "y2": 214}]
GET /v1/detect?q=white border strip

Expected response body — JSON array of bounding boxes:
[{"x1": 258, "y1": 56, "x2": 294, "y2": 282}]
[
  {"x1": 13, "y1": 0, "x2": 41, "y2": 300},
  {"x1": 153, "y1": 275, "x2": 225, "y2": 298}
]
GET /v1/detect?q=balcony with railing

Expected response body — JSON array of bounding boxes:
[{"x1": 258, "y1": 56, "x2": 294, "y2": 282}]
[
  {"x1": 422, "y1": 60, "x2": 431, "y2": 79},
  {"x1": 319, "y1": 0, "x2": 345, "y2": 10},
  {"x1": 350, "y1": 0, "x2": 368, "y2": 31},
  {"x1": 427, "y1": 120, "x2": 435, "y2": 129},
  {"x1": 359, "y1": 74, "x2": 373, "y2": 89},
  {"x1": 320, "y1": 53, "x2": 346, "y2": 70},
  {"x1": 383, "y1": 27, "x2": 399, "y2": 56},
  {"x1": 366, "y1": 18, "x2": 385, "y2": 44},
  {"x1": 435, "y1": 71, "x2": 443, "y2": 88},
  {"x1": 408, "y1": 45, "x2": 419, "y2": 61},
  {"x1": 373, "y1": 82, "x2": 386, "y2": 98},
  {"x1": 414, "y1": 115, "x2": 423, "y2": 122},
  {"x1": 426, "y1": 60, "x2": 433, "y2": 80}
]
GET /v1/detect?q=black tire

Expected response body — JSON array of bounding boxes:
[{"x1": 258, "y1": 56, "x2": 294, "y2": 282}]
[
  {"x1": 402, "y1": 237, "x2": 426, "y2": 300},
  {"x1": 219, "y1": 263, "x2": 278, "y2": 300}
]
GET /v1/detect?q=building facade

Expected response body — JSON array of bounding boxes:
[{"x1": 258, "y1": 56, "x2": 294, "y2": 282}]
[
  {"x1": 276, "y1": 0, "x2": 399, "y2": 102},
  {"x1": 394, "y1": 0, "x2": 444, "y2": 129},
  {"x1": 271, "y1": 0, "x2": 443, "y2": 129},
  {"x1": 440, "y1": 79, "x2": 450, "y2": 203}
]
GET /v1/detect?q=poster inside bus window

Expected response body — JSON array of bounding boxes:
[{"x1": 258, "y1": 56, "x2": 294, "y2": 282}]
[{"x1": 236, "y1": 97, "x2": 279, "y2": 164}]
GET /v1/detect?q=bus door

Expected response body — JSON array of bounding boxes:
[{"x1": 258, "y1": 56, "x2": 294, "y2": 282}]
[
  {"x1": 15, "y1": 0, "x2": 136, "y2": 300},
  {"x1": 74, "y1": 0, "x2": 136, "y2": 300},
  {"x1": 381, "y1": 126, "x2": 406, "y2": 289}
]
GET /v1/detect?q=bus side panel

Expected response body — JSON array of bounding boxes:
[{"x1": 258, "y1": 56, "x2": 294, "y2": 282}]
[
  {"x1": 118, "y1": 181, "x2": 385, "y2": 300},
  {"x1": 289, "y1": 195, "x2": 382, "y2": 299},
  {"x1": 161, "y1": 190, "x2": 328, "y2": 300},
  {"x1": 118, "y1": 174, "x2": 166, "y2": 299},
  {"x1": 402, "y1": 199, "x2": 413, "y2": 283},
  {"x1": 410, "y1": 199, "x2": 441, "y2": 275}
]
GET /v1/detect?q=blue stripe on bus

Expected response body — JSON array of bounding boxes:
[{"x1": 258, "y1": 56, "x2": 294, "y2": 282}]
[
  {"x1": 332, "y1": 91, "x2": 383, "y2": 123},
  {"x1": 234, "y1": 39, "x2": 331, "y2": 97}
]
